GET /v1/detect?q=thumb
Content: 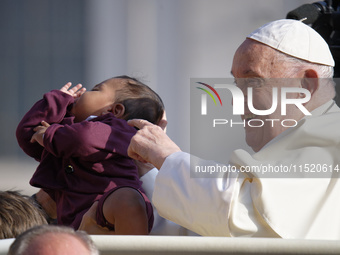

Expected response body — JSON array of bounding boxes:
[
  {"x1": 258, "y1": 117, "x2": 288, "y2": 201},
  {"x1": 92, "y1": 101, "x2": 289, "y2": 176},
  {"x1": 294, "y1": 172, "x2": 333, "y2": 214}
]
[
  {"x1": 127, "y1": 148, "x2": 147, "y2": 163},
  {"x1": 41, "y1": 121, "x2": 50, "y2": 127},
  {"x1": 30, "y1": 134, "x2": 37, "y2": 143}
]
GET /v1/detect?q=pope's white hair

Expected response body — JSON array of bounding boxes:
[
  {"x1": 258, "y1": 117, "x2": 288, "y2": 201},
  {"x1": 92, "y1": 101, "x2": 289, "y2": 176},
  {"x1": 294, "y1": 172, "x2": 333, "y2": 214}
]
[
  {"x1": 275, "y1": 50, "x2": 334, "y2": 78},
  {"x1": 274, "y1": 50, "x2": 336, "y2": 100}
]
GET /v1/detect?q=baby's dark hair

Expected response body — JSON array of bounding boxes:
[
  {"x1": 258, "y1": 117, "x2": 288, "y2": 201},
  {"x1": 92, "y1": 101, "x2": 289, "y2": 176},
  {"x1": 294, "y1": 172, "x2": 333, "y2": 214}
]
[{"x1": 113, "y1": 75, "x2": 164, "y2": 124}]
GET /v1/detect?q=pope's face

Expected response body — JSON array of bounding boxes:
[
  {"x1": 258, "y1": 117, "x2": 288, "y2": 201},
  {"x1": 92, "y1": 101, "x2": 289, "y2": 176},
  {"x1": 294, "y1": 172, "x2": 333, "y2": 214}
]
[{"x1": 231, "y1": 39, "x2": 305, "y2": 152}]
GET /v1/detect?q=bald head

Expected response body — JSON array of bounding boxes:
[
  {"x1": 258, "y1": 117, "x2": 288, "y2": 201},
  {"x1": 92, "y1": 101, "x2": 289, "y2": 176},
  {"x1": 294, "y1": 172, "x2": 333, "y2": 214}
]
[
  {"x1": 8, "y1": 225, "x2": 99, "y2": 255},
  {"x1": 26, "y1": 232, "x2": 90, "y2": 255}
]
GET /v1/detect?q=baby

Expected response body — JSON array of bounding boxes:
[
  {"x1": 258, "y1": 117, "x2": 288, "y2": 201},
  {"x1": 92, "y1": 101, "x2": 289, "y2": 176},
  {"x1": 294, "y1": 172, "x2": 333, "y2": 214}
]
[{"x1": 16, "y1": 76, "x2": 164, "y2": 234}]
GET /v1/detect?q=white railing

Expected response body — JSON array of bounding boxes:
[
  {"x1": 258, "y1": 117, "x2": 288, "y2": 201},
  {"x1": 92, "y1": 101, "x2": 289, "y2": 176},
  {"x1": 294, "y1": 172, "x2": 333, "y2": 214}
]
[{"x1": 1, "y1": 236, "x2": 340, "y2": 255}]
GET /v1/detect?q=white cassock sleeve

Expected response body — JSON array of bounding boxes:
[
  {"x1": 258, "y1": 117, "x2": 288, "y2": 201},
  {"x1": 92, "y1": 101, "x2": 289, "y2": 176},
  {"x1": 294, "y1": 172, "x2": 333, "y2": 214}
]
[
  {"x1": 141, "y1": 168, "x2": 199, "y2": 236},
  {"x1": 152, "y1": 151, "x2": 281, "y2": 237},
  {"x1": 152, "y1": 151, "x2": 238, "y2": 236}
]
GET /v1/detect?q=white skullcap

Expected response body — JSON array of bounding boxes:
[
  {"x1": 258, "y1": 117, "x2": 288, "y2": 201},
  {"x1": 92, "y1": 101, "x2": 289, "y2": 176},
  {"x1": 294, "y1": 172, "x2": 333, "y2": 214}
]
[{"x1": 247, "y1": 19, "x2": 335, "y2": 67}]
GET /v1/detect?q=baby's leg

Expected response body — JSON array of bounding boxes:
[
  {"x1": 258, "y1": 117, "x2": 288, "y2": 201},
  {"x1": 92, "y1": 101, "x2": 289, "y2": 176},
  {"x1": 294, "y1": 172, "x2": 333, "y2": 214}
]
[{"x1": 102, "y1": 187, "x2": 149, "y2": 235}]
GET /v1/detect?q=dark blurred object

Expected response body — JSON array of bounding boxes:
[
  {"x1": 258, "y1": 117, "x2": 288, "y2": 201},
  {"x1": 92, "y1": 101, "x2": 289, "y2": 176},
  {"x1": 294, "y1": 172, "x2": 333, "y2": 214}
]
[{"x1": 287, "y1": 0, "x2": 340, "y2": 103}]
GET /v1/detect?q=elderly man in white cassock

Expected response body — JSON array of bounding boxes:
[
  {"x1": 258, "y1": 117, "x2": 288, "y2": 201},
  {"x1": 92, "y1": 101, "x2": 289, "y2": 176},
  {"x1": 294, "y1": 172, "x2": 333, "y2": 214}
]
[{"x1": 128, "y1": 19, "x2": 340, "y2": 239}]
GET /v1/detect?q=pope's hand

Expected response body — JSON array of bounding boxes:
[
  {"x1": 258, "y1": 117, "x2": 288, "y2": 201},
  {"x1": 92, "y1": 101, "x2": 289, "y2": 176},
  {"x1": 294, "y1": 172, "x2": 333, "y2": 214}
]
[{"x1": 127, "y1": 119, "x2": 181, "y2": 170}]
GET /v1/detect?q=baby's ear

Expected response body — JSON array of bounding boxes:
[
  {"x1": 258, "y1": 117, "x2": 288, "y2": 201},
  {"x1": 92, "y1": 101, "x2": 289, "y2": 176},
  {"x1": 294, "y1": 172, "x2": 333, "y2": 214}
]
[{"x1": 112, "y1": 103, "x2": 125, "y2": 118}]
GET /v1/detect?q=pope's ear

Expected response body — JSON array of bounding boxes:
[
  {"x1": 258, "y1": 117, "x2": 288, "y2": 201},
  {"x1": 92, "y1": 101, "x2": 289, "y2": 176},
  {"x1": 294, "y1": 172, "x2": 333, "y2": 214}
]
[
  {"x1": 302, "y1": 69, "x2": 319, "y2": 96},
  {"x1": 112, "y1": 103, "x2": 125, "y2": 118}
]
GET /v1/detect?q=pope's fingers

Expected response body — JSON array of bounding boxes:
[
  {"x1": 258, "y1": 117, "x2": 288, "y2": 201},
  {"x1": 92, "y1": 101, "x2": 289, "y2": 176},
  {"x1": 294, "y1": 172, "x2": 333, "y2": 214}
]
[
  {"x1": 127, "y1": 133, "x2": 147, "y2": 161},
  {"x1": 127, "y1": 149, "x2": 147, "y2": 163},
  {"x1": 127, "y1": 119, "x2": 154, "y2": 130}
]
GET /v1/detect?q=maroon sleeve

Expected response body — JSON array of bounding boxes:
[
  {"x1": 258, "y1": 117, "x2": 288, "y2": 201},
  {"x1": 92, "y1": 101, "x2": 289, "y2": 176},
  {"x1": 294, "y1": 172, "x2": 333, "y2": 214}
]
[
  {"x1": 43, "y1": 116, "x2": 136, "y2": 162},
  {"x1": 16, "y1": 90, "x2": 74, "y2": 161}
]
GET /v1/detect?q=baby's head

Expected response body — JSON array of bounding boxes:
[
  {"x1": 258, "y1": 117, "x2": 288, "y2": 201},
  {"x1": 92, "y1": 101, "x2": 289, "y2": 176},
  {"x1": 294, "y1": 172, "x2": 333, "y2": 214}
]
[
  {"x1": 71, "y1": 76, "x2": 164, "y2": 124},
  {"x1": 112, "y1": 75, "x2": 164, "y2": 124}
]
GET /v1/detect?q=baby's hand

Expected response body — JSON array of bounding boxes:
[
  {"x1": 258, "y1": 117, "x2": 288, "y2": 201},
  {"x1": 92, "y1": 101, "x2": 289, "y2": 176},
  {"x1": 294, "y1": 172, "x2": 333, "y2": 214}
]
[
  {"x1": 30, "y1": 121, "x2": 50, "y2": 147},
  {"x1": 60, "y1": 82, "x2": 86, "y2": 98}
]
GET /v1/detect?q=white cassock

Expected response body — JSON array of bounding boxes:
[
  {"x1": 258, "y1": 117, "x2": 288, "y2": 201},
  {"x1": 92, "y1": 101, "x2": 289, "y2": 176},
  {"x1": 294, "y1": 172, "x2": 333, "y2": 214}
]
[{"x1": 152, "y1": 100, "x2": 340, "y2": 239}]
